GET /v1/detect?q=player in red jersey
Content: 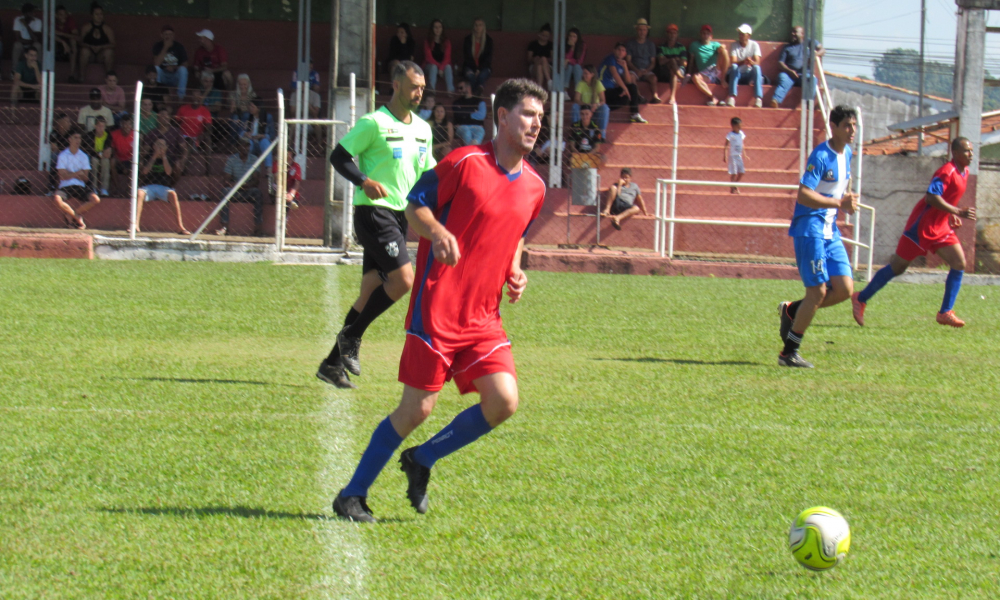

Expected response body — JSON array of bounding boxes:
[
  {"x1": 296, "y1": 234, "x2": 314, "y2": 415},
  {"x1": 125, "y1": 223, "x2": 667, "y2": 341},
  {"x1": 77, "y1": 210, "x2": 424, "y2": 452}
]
[
  {"x1": 852, "y1": 137, "x2": 976, "y2": 327},
  {"x1": 332, "y1": 79, "x2": 548, "y2": 523}
]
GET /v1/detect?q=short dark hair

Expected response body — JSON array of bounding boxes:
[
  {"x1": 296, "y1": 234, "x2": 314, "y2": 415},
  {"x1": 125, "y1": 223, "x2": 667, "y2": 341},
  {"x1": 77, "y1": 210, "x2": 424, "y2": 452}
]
[
  {"x1": 56, "y1": 4, "x2": 66, "y2": 11},
  {"x1": 391, "y1": 60, "x2": 424, "y2": 82},
  {"x1": 94, "y1": 115, "x2": 106, "y2": 123},
  {"x1": 540, "y1": 23, "x2": 551, "y2": 33},
  {"x1": 829, "y1": 105, "x2": 858, "y2": 127},
  {"x1": 951, "y1": 136, "x2": 971, "y2": 153},
  {"x1": 731, "y1": 117, "x2": 742, "y2": 126},
  {"x1": 106, "y1": 70, "x2": 117, "y2": 78},
  {"x1": 614, "y1": 42, "x2": 627, "y2": 50},
  {"x1": 22, "y1": 3, "x2": 35, "y2": 13},
  {"x1": 492, "y1": 78, "x2": 548, "y2": 123},
  {"x1": 620, "y1": 167, "x2": 632, "y2": 176},
  {"x1": 119, "y1": 113, "x2": 133, "y2": 123},
  {"x1": 55, "y1": 112, "x2": 69, "y2": 121},
  {"x1": 145, "y1": 65, "x2": 157, "y2": 74}
]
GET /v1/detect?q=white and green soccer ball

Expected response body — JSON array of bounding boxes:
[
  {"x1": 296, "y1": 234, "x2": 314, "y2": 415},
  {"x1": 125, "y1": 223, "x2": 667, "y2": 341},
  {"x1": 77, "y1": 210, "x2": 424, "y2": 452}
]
[{"x1": 788, "y1": 506, "x2": 851, "y2": 571}]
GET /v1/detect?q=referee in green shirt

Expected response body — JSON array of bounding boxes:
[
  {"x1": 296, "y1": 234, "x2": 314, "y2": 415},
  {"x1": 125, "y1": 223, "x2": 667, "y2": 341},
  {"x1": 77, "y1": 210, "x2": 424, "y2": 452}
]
[{"x1": 318, "y1": 61, "x2": 436, "y2": 388}]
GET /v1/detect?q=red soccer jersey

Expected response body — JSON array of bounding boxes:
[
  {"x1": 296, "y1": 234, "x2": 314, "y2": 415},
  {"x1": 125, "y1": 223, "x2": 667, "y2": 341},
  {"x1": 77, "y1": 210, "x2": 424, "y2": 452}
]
[
  {"x1": 193, "y1": 44, "x2": 228, "y2": 70},
  {"x1": 175, "y1": 104, "x2": 213, "y2": 139},
  {"x1": 272, "y1": 160, "x2": 303, "y2": 197},
  {"x1": 405, "y1": 142, "x2": 545, "y2": 346},
  {"x1": 110, "y1": 129, "x2": 134, "y2": 162},
  {"x1": 902, "y1": 161, "x2": 968, "y2": 243}
]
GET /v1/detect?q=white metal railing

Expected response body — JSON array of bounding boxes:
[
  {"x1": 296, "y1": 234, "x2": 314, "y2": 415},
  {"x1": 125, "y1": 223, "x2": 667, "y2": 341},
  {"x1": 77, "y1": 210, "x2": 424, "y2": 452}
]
[
  {"x1": 128, "y1": 81, "x2": 143, "y2": 240},
  {"x1": 814, "y1": 55, "x2": 834, "y2": 139}
]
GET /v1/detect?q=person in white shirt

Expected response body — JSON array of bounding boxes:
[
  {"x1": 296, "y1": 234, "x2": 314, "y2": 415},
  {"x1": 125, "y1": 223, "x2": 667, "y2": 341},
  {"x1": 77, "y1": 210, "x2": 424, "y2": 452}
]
[
  {"x1": 722, "y1": 117, "x2": 749, "y2": 193},
  {"x1": 725, "y1": 24, "x2": 764, "y2": 108},
  {"x1": 53, "y1": 130, "x2": 101, "y2": 230},
  {"x1": 12, "y1": 3, "x2": 43, "y2": 65}
]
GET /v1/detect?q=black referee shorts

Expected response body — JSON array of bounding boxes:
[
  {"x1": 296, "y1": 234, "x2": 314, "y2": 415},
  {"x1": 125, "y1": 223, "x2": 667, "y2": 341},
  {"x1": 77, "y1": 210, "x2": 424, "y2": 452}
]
[{"x1": 353, "y1": 204, "x2": 411, "y2": 280}]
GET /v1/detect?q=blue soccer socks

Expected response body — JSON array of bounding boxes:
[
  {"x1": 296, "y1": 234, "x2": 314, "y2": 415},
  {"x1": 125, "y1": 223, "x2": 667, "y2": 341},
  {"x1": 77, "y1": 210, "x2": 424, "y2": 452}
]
[
  {"x1": 413, "y1": 404, "x2": 493, "y2": 469},
  {"x1": 940, "y1": 269, "x2": 964, "y2": 313},
  {"x1": 343, "y1": 417, "x2": 404, "y2": 498},
  {"x1": 858, "y1": 264, "x2": 896, "y2": 304}
]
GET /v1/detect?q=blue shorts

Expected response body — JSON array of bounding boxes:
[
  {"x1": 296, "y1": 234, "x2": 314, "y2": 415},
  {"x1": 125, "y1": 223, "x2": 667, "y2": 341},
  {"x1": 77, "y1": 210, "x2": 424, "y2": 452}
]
[
  {"x1": 793, "y1": 236, "x2": 852, "y2": 287},
  {"x1": 141, "y1": 184, "x2": 174, "y2": 202}
]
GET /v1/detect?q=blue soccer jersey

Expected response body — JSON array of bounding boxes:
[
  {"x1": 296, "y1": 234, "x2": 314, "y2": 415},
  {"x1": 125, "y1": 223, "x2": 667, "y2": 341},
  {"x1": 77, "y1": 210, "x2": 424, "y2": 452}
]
[{"x1": 790, "y1": 141, "x2": 852, "y2": 240}]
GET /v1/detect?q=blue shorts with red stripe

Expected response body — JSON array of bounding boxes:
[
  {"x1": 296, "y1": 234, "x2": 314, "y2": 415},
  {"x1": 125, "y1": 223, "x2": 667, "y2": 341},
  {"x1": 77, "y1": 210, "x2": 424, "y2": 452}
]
[{"x1": 399, "y1": 332, "x2": 516, "y2": 395}]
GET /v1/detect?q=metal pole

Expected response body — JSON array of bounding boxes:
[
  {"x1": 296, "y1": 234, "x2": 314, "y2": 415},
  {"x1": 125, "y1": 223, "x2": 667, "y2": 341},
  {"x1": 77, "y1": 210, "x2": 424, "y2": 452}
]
[
  {"x1": 669, "y1": 101, "x2": 678, "y2": 257},
  {"x1": 917, "y1": 0, "x2": 926, "y2": 156},
  {"x1": 323, "y1": 0, "x2": 341, "y2": 246},
  {"x1": 190, "y1": 139, "x2": 278, "y2": 240},
  {"x1": 653, "y1": 180, "x2": 660, "y2": 253},
  {"x1": 129, "y1": 81, "x2": 143, "y2": 240},
  {"x1": 491, "y1": 94, "x2": 497, "y2": 138},
  {"x1": 595, "y1": 173, "x2": 601, "y2": 246},
  {"x1": 853, "y1": 106, "x2": 865, "y2": 272},
  {"x1": 342, "y1": 73, "x2": 357, "y2": 251},
  {"x1": 277, "y1": 91, "x2": 288, "y2": 252}
]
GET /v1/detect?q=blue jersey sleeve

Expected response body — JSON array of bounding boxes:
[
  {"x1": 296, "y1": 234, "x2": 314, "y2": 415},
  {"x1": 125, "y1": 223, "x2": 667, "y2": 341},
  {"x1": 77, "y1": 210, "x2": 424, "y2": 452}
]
[
  {"x1": 799, "y1": 149, "x2": 826, "y2": 190},
  {"x1": 927, "y1": 176, "x2": 945, "y2": 196},
  {"x1": 407, "y1": 168, "x2": 440, "y2": 211}
]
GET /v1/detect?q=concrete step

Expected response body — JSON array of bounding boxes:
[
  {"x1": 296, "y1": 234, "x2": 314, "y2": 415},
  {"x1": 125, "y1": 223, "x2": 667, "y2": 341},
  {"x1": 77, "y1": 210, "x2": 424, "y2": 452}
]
[
  {"x1": 603, "y1": 123, "x2": 810, "y2": 148},
  {"x1": 602, "y1": 144, "x2": 801, "y2": 169}
]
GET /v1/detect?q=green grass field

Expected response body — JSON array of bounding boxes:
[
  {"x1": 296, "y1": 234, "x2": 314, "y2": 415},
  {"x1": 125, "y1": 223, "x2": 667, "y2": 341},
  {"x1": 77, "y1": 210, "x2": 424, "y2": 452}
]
[{"x1": 1, "y1": 258, "x2": 998, "y2": 599}]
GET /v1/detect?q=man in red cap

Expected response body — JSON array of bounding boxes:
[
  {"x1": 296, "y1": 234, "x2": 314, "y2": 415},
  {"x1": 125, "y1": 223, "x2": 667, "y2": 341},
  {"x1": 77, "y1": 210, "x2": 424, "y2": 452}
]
[
  {"x1": 687, "y1": 24, "x2": 729, "y2": 105},
  {"x1": 656, "y1": 23, "x2": 688, "y2": 105}
]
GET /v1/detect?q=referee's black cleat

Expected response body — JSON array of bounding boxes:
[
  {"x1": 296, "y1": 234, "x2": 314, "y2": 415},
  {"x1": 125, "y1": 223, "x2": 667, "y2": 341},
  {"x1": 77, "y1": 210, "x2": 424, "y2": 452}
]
[
  {"x1": 778, "y1": 351, "x2": 814, "y2": 368},
  {"x1": 399, "y1": 447, "x2": 430, "y2": 514},
  {"x1": 333, "y1": 490, "x2": 377, "y2": 523},
  {"x1": 778, "y1": 301, "x2": 793, "y2": 343},
  {"x1": 316, "y1": 360, "x2": 358, "y2": 389},
  {"x1": 337, "y1": 327, "x2": 362, "y2": 376}
]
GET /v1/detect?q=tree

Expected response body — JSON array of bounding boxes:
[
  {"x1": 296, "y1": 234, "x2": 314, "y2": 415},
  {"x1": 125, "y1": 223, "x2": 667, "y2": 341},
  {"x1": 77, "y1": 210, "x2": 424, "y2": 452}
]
[{"x1": 872, "y1": 47, "x2": 1000, "y2": 110}]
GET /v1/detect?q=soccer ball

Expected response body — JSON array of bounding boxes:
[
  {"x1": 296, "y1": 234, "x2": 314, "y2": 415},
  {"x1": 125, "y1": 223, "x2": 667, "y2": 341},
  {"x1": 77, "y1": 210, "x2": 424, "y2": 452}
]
[{"x1": 788, "y1": 506, "x2": 851, "y2": 571}]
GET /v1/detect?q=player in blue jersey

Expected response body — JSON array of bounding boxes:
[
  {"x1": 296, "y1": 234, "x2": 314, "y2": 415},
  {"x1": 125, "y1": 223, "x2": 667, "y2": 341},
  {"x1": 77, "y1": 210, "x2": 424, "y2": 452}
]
[{"x1": 777, "y1": 105, "x2": 859, "y2": 368}]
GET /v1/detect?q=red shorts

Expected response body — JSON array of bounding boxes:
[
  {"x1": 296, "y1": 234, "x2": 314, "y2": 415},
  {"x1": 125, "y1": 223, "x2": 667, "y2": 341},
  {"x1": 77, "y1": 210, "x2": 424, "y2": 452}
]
[
  {"x1": 895, "y1": 228, "x2": 960, "y2": 262},
  {"x1": 398, "y1": 333, "x2": 515, "y2": 395}
]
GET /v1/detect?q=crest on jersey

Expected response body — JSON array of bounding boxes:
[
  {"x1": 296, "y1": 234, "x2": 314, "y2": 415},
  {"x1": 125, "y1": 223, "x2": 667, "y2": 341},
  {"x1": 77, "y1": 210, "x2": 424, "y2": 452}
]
[
  {"x1": 823, "y1": 170, "x2": 835, "y2": 180},
  {"x1": 385, "y1": 241, "x2": 399, "y2": 257},
  {"x1": 393, "y1": 147, "x2": 403, "y2": 159},
  {"x1": 806, "y1": 163, "x2": 815, "y2": 172}
]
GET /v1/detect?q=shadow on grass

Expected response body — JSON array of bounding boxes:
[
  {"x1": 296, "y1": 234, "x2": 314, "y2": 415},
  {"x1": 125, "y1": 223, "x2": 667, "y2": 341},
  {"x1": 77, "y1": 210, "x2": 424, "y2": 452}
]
[
  {"x1": 128, "y1": 377, "x2": 305, "y2": 388},
  {"x1": 595, "y1": 358, "x2": 759, "y2": 366},
  {"x1": 98, "y1": 506, "x2": 409, "y2": 524}
]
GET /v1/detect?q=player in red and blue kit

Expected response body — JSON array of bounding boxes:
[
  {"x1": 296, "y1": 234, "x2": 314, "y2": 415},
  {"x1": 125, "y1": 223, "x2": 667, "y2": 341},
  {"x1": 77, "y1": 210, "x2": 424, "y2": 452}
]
[
  {"x1": 851, "y1": 137, "x2": 976, "y2": 328},
  {"x1": 332, "y1": 79, "x2": 548, "y2": 523}
]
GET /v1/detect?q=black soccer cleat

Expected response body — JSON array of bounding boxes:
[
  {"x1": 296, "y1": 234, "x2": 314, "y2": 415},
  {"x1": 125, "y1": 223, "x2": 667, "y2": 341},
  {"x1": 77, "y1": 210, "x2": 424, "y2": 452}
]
[
  {"x1": 399, "y1": 447, "x2": 431, "y2": 514},
  {"x1": 778, "y1": 351, "x2": 814, "y2": 369},
  {"x1": 337, "y1": 327, "x2": 362, "y2": 377},
  {"x1": 778, "y1": 301, "x2": 793, "y2": 343},
  {"x1": 316, "y1": 360, "x2": 358, "y2": 389},
  {"x1": 332, "y1": 490, "x2": 376, "y2": 523}
]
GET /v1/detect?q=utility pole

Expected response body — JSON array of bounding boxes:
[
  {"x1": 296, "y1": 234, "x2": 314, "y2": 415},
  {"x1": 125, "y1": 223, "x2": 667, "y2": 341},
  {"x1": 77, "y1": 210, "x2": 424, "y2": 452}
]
[{"x1": 918, "y1": 0, "x2": 926, "y2": 156}]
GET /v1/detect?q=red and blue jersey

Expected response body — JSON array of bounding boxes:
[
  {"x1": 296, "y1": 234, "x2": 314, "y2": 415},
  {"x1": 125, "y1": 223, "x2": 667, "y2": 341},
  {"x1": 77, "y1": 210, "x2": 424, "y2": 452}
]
[
  {"x1": 405, "y1": 142, "x2": 546, "y2": 346},
  {"x1": 902, "y1": 161, "x2": 968, "y2": 245}
]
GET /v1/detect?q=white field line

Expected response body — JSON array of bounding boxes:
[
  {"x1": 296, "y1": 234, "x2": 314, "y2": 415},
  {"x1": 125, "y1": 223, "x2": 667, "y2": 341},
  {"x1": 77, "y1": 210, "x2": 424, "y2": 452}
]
[{"x1": 315, "y1": 265, "x2": 369, "y2": 599}]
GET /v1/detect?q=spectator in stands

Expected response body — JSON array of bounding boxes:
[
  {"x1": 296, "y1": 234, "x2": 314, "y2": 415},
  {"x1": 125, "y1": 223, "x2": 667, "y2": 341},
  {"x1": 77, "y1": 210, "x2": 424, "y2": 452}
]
[
  {"x1": 598, "y1": 43, "x2": 646, "y2": 124},
  {"x1": 771, "y1": 26, "x2": 824, "y2": 108},
  {"x1": 78, "y1": 87, "x2": 114, "y2": 131},
  {"x1": 626, "y1": 18, "x2": 662, "y2": 104},
  {"x1": 216, "y1": 139, "x2": 264, "y2": 237},
  {"x1": 82, "y1": 115, "x2": 112, "y2": 196},
  {"x1": 290, "y1": 59, "x2": 321, "y2": 119},
  {"x1": 655, "y1": 23, "x2": 687, "y2": 105},
  {"x1": 53, "y1": 129, "x2": 101, "y2": 230},
  {"x1": 418, "y1": 93, "x2": 436, "y2": 120},
  {"x1": 387, "y1": 23, "x2": 415, "y2": 77},
  {"x1": 193, "y1": 29, "x2": 234, "y2": 91},
  {"x1": 100, "y1": 71, "x2": 126, "y2": 120},
  {"x1": 49, "y1": 113, "x2": 73, "y2": 191},
  {"x1": 12, "y1": 3, "x2": 42, "y2": 66},
  {"x1": 77, "y1": 3, "x2": 116, "y2": 82},
  {"x1": 176, "y1": 91, "x2": 213, "y2": 175},
  {"x1": 601, "y1": 167, "x2": 647, "y2": 230},
  {"x1": 527, "y1": 23, "x2": 553, "y2": 90},
  {"x1": 271, "y1": 147, "x2": 302, "y2": 211},
  {"x1": 198, "y1": 71, "x2": 224, "y2": 116},
  {"x1": 429, "y1": 103, "x2": 454, "y2": 161},
  {"x1": 723, "y1": 116, "x2": 748, "y2": 193},
  {"x1": 452, "y1": 79, "x2": 487, "y2": 146},
  {"x1": 146, "y1": 105, "x2": 188, "y2": 182},
  {"x1": 424, "y1": 19, "x2": 454, "y2": 93},
  {"x1": 726, "y1": 24, "x2": 764, "y2": 108},
  {"x1": 55, "y1": 5, "x2": 80, "y2": 83},
  {"x1": 138, "y1": 97, "x2": 158, "y2": 136},
  {"x1": 135, "y1": 138, "x2": 190, "y2": 235},
  {"x1": 462, "y1": 18, "x2": 493, "y2": 95},
  {"x1": 237, "y1": 102, "x2": 275, "y2": 168},
  {"x1": 571, "y1": 64, "x2": 609, "y2": 137},
  {"x1": 229, "y1": 73, "x2": 258, "y2": 140},
  {"x1": 142, "y1": 65, "x2": 169, "y2": 110},
  {"x1": 152, "y1": 24, "x2": 189, "y2": 102},
  {"x1": 687, "y1": 24, "x2": 729, "y2": 106},
  {"x1": 109, "y1": 113, "x2": 135, "y2": 195},
  {"x1": 10, "y1": 46, "x2": 41, "y2": 106},
  {"x1": 568, "y1": 104, "x2": 603, "y2": 169},
  {"x1": 558, "y1": 27, "x2": 586, "y2": 93}
]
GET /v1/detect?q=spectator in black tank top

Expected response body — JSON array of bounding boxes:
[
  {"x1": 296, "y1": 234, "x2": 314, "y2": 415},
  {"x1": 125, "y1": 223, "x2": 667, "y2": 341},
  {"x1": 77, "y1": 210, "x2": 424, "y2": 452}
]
[
  {"x1": 430, "y1": 104, "x2": 454, "y2": 161},
  {"x1": 77, "y1": 3, "x2": 115, "y2": 81},
  {"x1": 527, "y1": 23, "x2": 553, "y2": 90},
  {"x1": 387, "y1": 24, "x2": 415, "y2": 76}
]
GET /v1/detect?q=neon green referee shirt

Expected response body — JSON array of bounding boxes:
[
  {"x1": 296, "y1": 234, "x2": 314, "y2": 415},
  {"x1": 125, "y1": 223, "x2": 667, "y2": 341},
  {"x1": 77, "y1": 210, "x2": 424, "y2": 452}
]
[{"x1": 339, "y1": 105, "x2": 436, "y2": 211}]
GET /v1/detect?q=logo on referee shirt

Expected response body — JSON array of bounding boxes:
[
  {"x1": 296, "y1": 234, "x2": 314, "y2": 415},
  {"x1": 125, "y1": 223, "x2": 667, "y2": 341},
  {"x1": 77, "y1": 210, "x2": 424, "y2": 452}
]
[
  {"x1": 393, "y1": 147, "x2": 403, "y2": 159},
  {"x1": 386, "y1": 241, "x2": 399, "y2": 257}
]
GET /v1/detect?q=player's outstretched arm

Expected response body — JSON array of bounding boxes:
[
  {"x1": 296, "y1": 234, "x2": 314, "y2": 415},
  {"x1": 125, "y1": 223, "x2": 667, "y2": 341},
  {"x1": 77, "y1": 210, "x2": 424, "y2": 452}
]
[{"x1": 405, "y1": 204, "x2": 461, "y2": 266}]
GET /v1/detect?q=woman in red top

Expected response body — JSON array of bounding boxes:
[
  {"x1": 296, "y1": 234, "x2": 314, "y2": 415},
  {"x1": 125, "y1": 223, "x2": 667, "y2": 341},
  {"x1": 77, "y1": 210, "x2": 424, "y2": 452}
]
[{"x1": 423, "y1": 19, "x2": 454, "y2": 93}]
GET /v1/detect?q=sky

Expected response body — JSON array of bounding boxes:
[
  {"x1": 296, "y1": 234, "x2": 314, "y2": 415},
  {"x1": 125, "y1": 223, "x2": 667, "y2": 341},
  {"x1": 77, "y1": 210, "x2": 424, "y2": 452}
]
[{"x1": 822, "y1": 0, "x2": 1000, "y2": 79}]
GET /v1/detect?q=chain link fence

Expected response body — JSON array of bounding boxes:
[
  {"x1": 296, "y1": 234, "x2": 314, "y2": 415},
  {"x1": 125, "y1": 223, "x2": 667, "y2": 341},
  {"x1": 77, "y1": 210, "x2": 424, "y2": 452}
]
[{"x1": 974, "y1": 160, "x2": 1000, "y2": 275}]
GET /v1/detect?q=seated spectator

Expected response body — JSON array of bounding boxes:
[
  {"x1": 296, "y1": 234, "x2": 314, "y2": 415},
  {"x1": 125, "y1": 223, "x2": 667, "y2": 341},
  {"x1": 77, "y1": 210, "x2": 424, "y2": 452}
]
[
  {"x1": 627, "y1": 18, "x2": 662, "y2": 104},
  {"x1": 570, "y1": 105, "x2": 603, "y2": 155},
  {"x1": 462, "y1": 18, "x2": 493, "y2": 95},
  {"x1": 100, "y1": 71, "x2": 126, "y2": 120},
  {"x1": 152, "y1": 24, "x2": 189, "y2": 102},
  {"x1": 82, "y1": 115, "x2": 112, "y2": 196},
  {"x1": 452, "y1": 80, "x2": 487, "y2": 146},
  {"x1": 429, "y1": 103, "x2": 454, "y2": 161},
  {"x1": 726, "y1": 24, "x2": 764, "y2": 108},
  {"x1": 109, "y1": 113, "x2": 135, "y2": 195},
  {"x1": 598, "y1": 43, "x2": 646, "y2": 124},
  {"x1": 77, "y1": 3, "x2": 116, "y2": 82},
  {"x1": 78, "y1": 87, "x2": 115, "y2": 131},
  {"x1": 48, "y1": 113, "x2": 73, "y2": 191},
  {"x1": 193, "y1": 29, "x2": 234, "y2": 91},
  {"x1": 687, "y1": 24, "x2": 729, "y2": 106},
  {"x1": 423, "y1": 19, "x2": 454, "y2": 93},
  {"x1": 771, "y1": 26, "x2": 824, "y2": 108},
  {"x1": 136, "y1": 138, "x2": 190, "y2": 235},
  {"x1": 198, "y1": 71, "x2": 224, "y2": 116},
  {"x1": 145, "y1": 105, "x2": 188, "y2": 182},
  {"x1": 236, "y1": 102, "x2": 275, "y2": 168},
  {"x1": 655, "y1": 23, "x2": 687, "y2": 105},
  {"x1": 138, "y1": 97, "x2": 158, "y2": 136},
  {"x1": 527, "y1": 23, "x2": 553, "y2": 90},
  {"x1": 216, "y1": 140, "x2": 264, "y2": 237},
  {"x1": 53, "y1": 129, "x2": 101, "y2": 230},
  {"x1": 387, "y1": 23, "x2": 415, "y2": 76},
  {"x1": 558, "y1": 27, "x2": 586, "y2": 92},
  {"x1": 271, "y1": 148, "x2": 303, "y2": 210},
  {"x1": 55, "y1": 5, "x2": 80, "y2": 83},
  {"x1": 175, "y1": 91, "x2": 213, "y2": 171},
  {"x1": 601, "y1": 167, "x2": 647, "y2": 230},
  {"x1": 418, "y1": 93, "x2": 436, "y2": 120},
  {"x1": 10, "y1": 46, "x2": 41, "y2": 106},
  {"x1": 571, "y1": 64, "x2": 609, "y2": 137},
  {"x1": 229, "y1": 73, "x2": 258, "y2": 140},
  {"x1": 290, "y1": 59, "x2": 321, "y2": 119},
  {"x1": 142, "y1": 65, "x2": 170, "y2": 110},
  {"x1": 12, "y1": 3, "x2": 42, "y2": 67}
]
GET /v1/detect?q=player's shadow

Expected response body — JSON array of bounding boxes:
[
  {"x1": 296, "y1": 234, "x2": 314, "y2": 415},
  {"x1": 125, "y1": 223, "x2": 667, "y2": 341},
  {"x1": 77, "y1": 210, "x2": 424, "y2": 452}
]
[
  {"x1": 594, "y1": 357, "x2": 759, "y2": 366},
  {"x1": 128, "y1": 377, "x2": 305, "y2": 388},
  {"x1": 98, "y1": 506, "x2": 408, "y2": 524}
]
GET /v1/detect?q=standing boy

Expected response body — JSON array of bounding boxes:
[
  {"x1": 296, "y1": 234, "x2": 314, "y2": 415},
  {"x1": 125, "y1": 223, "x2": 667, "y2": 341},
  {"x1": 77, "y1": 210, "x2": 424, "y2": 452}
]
[{"x1": 723, "y1": 117, "x2": 748, "y2": 194}]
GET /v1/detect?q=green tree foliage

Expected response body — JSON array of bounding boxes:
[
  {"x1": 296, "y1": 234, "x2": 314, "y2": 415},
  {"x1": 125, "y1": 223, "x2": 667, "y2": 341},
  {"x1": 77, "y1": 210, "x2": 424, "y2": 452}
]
[{"x1": 871, "y1": 47, "x2": 1000, "y2": 110}]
